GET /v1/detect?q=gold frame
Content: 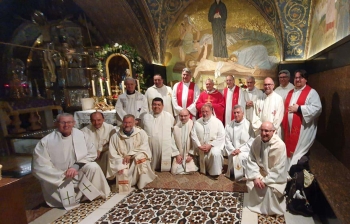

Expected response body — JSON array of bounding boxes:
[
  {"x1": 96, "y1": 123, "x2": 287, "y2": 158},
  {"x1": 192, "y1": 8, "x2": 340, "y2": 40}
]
[{"x1": 105, "y1": 53, "x2": 132, "y2": 95}]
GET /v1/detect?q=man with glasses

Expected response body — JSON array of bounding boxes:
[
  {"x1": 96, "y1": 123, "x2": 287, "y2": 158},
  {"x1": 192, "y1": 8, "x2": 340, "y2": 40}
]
[
  {"x1": 243, "y1": 76, "x2": 264, "y2": 122},
  {"x1": 32, "y1": 113, "x2": 110, "y2": 210},
  {"x1": 252, "y1": 77, "x2": 284, "y2": 137},
  {"x1": 282, "y1": 69, "x2": 322, "y2": 170},
  {"x1": 275, "y1": 70, "x2": 294, "y2": 101},
  {"x1": 246, "y1": 121, "x2": 287, "y2": 215},
  {"x1": 172, "y1": 68, "x2": 200, "y2": 121}
]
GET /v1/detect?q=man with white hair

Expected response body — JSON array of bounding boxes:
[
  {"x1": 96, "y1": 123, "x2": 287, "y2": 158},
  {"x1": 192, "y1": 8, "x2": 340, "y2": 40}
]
[
  {"x1": 145, "y1": 74, "x2": 174, "y2": 116},
  {"x1": 32, "y1": 113, "x2": 110, "y2": 210},
  {"x1": 252, "y1": 77, "x2": 284, "y2": 137},
  {"x1": 225, "y1": 105, "x2": 254, "y2": 180},
  {"x1": 243, "y1": 76, "x2": 264, "y2": 122},
  {"x1": 191, "y1": 104, "x2": 225, "y2": 179},
  {"x1": 275, "y1": 70, "x2": 294, "y2": 101},
  {"x1": 172, "y1": 68, "x2": 200, "y2": 120},
  {"x1": 115, "y1": 77, "x2": 148, "y2": 125},
  {"x1": 246, "y1": 121, "x2": 287, "y2": 215},
  {"x1": 171, "y1": 109, "x2": 198, "y2": 174},
  {"x1": 196, "y1": 78, "x2": 225, "y2": 123}
]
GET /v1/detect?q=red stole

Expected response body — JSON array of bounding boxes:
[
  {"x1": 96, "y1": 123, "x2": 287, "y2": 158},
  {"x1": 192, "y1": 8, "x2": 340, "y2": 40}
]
[
  {"x1": 282, "y1": 85, "x2": 312, "y2": 157},
  {"x1": 223, "y1": 86, "x2": 240, "y2": 120},
  {"x1": 176, "y1": 82, "x2": 195, "y2": 118}
]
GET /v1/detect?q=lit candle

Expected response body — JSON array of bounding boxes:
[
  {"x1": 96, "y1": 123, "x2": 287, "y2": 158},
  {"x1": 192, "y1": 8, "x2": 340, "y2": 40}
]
[
  {"x1": 106, "y1": 80, "x2": 111, "y2": 96},
  {"x1": 99, "y1": 78, "x2": 104, "y2": 96},
  {"x1": 91, "y1": 80, "x2": 96, "y2": 96}
]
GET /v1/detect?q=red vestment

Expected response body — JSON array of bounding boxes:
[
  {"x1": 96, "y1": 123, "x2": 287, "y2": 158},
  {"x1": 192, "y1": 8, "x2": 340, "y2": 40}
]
[{"x1": 196, "y1": 90, "x2": 225, "y2": 123}]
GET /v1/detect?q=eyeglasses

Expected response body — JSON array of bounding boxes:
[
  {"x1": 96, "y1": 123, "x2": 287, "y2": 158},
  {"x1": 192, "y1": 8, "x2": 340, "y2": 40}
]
[
  {"x1": 294, "y1": 76, "x2": 304, "y2": 80},
  {"x1": 58, "y1": 121, "x2": 74, "y2": 125}
]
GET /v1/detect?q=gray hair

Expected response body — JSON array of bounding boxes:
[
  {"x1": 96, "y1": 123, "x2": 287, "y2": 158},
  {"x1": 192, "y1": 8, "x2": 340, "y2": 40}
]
[
  {"x1": 124, "y1": 77, "x2": 137, "y2": 84},
  {"x1": 206, "y1": 78, "x2": 214, "y2": 84},
  {"x1": 56, "y1": 113, "x2": 74, "y2": 122},
  {"x1": 123, "y1": 114, "x2": 135, "y2": 121},
  {"x1": 279, "y1": 70, "x2": 290, "y2": 78},
  {"x1": 233, "y1": 104, "x2": 243, "y2": 111},
  {"x1": 182, "y1": 67, "x2": 192, "y2": 74},
  {"x1": 246, "y1": 76, "x2": 255, "y2": 82},
  {"x1": 202, "y1": 103, "x2": 213, "y2": 112}
]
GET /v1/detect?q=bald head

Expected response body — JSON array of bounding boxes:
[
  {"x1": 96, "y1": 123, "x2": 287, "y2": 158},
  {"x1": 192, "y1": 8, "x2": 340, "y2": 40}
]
[
  {"x1": 263, "y1": 77, "x2": 275, "y2": 95},
  {"x1": 260, "y1": 121, "x2": 275, "y2": 142}
]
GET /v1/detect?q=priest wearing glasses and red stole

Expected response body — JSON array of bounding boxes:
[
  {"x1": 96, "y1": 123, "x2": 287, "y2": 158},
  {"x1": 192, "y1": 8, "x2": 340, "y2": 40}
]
[
  {"x1": 282, "y1": 69, "x2": 321, "y2": 171},
  {"x1": 172, "y1": 67, "x2": 200, "y2": 120},
  {"x1": 196, "y1": 78, "x2": 225, "y2": 123},
  {"x1": 223, "y1": 75, "x2": 246, "y2": 126}
]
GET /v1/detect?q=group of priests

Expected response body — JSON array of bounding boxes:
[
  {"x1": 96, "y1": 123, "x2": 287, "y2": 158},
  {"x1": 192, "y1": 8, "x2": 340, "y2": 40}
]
[{"x1": 32, "y1": 67, "x2": 322, "y2": 216}]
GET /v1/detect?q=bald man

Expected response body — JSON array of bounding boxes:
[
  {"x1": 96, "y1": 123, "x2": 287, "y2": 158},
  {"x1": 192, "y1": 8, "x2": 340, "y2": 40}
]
[{"x1": 251, "y1": 77, "x2": 284, "y2": 137}]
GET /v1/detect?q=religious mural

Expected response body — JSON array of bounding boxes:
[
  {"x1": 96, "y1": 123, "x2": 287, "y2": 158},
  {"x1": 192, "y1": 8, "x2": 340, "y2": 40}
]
[
  {"x1": 165, "y1": 0, "x2": 280, "y2": 90},
  {"x1": 308, "y1": 0, "x2": 350, "y2": 57}
]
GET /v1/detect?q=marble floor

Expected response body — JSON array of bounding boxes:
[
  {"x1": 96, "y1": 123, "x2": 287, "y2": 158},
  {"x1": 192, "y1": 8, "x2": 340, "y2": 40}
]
[{"x1": 30, "y1": 190, "x2": 317, "y2": 224}]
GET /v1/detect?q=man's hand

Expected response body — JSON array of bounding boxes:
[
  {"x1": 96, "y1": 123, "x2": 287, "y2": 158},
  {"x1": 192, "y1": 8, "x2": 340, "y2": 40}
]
[
  {"x1": 199, "y1": 144, "x2": 212, "y2": 153},
  {"x1": 288, "y1": 104, "x2": 299, "y2": 113},
  {"x1": 176, "y1": 155, "x2": 183, "y2": 164},
  {"x1": 246, "y1": 101, "x2": 253, "y2": 107},
  {"x1": 253, "y1": 178, "x2": 265, "y2": 189},
  {"x1": 123, "y1": 155, "x2": 131, "y2": 165},
  {"x1": 231, "y1": 149, "x2": 241, "y2": 156},
  {"x1": 65, "y1": 167, "x2": 78, "y2": 178},
  {"x1": 186, "y1": 155, "x2": 193, "y2": 163},
  {"x1": 118, "y1": 169, "x2": 124, "y2": 175},
  {"x1": 96, "y1": 150, "x2": 101, "y2": 159}
]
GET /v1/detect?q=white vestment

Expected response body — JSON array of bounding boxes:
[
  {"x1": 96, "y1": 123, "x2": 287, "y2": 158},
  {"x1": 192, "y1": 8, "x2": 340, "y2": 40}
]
[
  {"x1": 285, "y1": 86, "x2": 322, "y2": 170},
  {"x1": 223, "y1": 86, "x2": 246, "y2": 126},
  {"x1": 171, "y1": 119, "x2": 199, "y2": 174},
  {"x1": 140, "y1": 111, "x2": 178, "y2": 171},
  {"x1": 115, "y1": 91, "x2": 148, "y2": 125},
  {"x1": 172, "y1": 82, "x2": 200, "y2": 118},
  {"x1": 225, "y1": 118, "x2": 254, "y2": 179},
  {"x1": 243, "y1": 87, "x2": 264, "y2": 122},
  {"x1": 145, "y1": 85, "x2": 174, "y2": 116},
  {"x1": 191, "y1": 116, "x2": 225, "y2": 175},
  {"x1": 81, "y1": 122, "x2": 117, "y2": 175},
  {"x1": 106, "y1": 127, "x2": 157, "y2": 189},
  {"x1": 275, "y1": 82, "x2": 295, "y2": 101},
  {"x1": 32, "y1": 129, "x2": 111, "y2": 208},
  {"x1": 246, "y1": 134, "x2": 287, "y2": 215},
  {"x1": 252, "y1": 91, "x2": 284, "y2": 137}
]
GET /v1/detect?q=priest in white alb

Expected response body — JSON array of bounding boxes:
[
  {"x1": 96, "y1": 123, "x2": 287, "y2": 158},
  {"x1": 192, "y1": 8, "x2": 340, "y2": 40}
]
[
  {"x1": 225, "y1": 105, "x2": 254, "y2": 180},
  {"x1": 222, "y1": 75, "x2": 246, "y2": 126},
  {"x1": 243, "y1": 76, "x2": 264, "y2": 122},
  {"x1": 115, "y1": 77, "x2": 148, "y2": 125},
  {"x1": 191, "y1": 104, "x2": 225, "y2": 178},
  {"x1": 252, "y1": 77, "x2": 284, "y2": 137},
  {"x1": 172, "y1": 67, "x2": 200, "y2": 120},
  {"x1": 171, "y1": 109, "x2": 198, "y2": 175},
  {"x1": 274, "y1": 70, "x2": 294, "y2": 101},
  {"x1": 140, "y1": 97, "x2": 178, "y2": 171},
  {"x1": 145, "y1": 74, "x2": 174, "y2": 116},
  {"x1": 282, "y1": 69, "x2": 322, "y2": 170},
  {"x1": 246, "y1": 121, "x2": 287, "y2": 215},
  {"x1": 106, "y1": 114, "x2": 156, "y2": 192},
  {"x1": 81, "y1": 111, "x2": 116, "y2": 175},
  {"x1": 32, "y1": 113, "x2": 110, "y2": 210}
]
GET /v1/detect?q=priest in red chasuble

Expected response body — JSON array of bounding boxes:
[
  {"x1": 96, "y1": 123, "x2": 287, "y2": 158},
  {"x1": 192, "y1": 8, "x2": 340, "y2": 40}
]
[{"x1": 196, "y1": 78, "x2": 225, "y2": 123}]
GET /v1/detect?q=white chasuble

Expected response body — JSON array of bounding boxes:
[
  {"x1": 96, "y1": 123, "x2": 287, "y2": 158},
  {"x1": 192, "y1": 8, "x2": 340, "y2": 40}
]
[
  {"x1": 243, "y1": 87, "x2": 264, "y2": 122},
  {"x1": 191, "y1": 116, "x2": 225, "y2": 176},
  {"x1": 115, "y1": 91, "x2": 148, "y2": 125},
  {"x1": 145, "y1": 85, "x2": 174, "y2": 116}
]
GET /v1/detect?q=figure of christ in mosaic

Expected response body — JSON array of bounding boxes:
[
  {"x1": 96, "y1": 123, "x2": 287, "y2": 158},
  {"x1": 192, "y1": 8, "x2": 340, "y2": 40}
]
[
  {"x1": 81, "y1": 112, "x2": 117, "y2": 176},
  {"x1": 32, "y1": 113, "x2": 110, "y2": 210},
  {"x1": 191, "y1": 104, "x2": 225, "y2": 179},
  {"x1": 140, "y1": 97, "x2": 178, "y2": 172},
  {"x1": 106, "y1": 114, "x2": 156, "y2": 193},
  {"x1": 208, "y1": 0, "x2": 228, "y2": 60},
  {"x1": 172, "y1": 68, "x2": 200, "y2": 120},
  {"x1": 246, "y1": 121, "x2": 287, "y2": 215},
  {"x1": 171, "y1": 109, "x2": 199, "y2": 175},
  {"x1": 196, "y1": 78, "x2": 225, "y2": 123}
]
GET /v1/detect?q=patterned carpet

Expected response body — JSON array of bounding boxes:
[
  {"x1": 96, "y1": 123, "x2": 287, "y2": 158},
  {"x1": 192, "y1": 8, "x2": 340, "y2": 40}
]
[
  {"x1": 258, "y1": 214, "x2": 286, "y2": 224},
  {"x1": 96, "y1": 188, "x2": 243, "y2": 224},
  {"x1": 145, "y1": 171, "x2": 248, "y2": 193}
]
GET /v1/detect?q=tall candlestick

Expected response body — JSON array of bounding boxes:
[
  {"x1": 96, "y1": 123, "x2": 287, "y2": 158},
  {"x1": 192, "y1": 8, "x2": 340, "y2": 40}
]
[
  {"x1": 91, "y1": 80, "x2": 96, "y2": 96},
  {"x1": 99, "y1": 78, "x2": 104, "y2": 96},
  {"x1": 106, "y1": 80, "x2": 111, "y2": 96}
]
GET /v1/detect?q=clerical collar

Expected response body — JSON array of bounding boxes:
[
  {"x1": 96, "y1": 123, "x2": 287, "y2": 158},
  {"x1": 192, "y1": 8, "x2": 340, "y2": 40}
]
[
  {"x1": 123, "y1": 128, "x2": 134, "y2": 136},
  {"x1": 206, "y1": 89, "x2": 216, "y2": 94},
  {"x1": 126, "y1": 91, "x2": 136, "y2": 95}
]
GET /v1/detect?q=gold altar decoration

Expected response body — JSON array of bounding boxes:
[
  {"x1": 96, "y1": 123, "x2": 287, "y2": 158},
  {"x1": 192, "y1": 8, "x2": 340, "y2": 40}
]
[{"x1": 93, "y1": 96, "x2": 114, "y2": 111}]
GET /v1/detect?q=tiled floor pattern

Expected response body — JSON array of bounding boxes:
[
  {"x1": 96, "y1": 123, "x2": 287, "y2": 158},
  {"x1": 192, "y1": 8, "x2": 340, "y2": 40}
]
[{"x1": 96, "y1": 188, "x2": 243, "y2": 223}]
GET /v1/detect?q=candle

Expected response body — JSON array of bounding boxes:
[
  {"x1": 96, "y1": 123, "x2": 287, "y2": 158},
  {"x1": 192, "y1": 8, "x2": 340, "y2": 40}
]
[
  {"x1": 99, "y1": 78, "x2": 104, "y2": 96},
  {"x1": 106, "y1": 80, "x2": 111, "y2": 96},
  {"x1": 91, "y1": 80, "x2": 96, "y2": 96}
]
